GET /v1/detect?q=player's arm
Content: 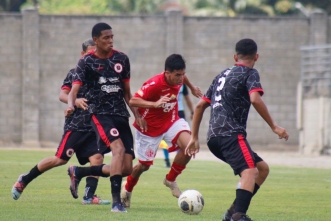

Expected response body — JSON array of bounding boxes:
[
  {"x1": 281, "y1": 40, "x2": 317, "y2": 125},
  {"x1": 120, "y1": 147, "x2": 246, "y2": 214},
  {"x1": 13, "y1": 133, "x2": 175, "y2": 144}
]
[
  {"x1": 185, "y1": 98, "x2": 209, "y2": 157},
  {"x1": 123, "y1": 81, "x2": 147, "y2": 132},
  {"x1": 184, "y1": 94, "x2": 195, "y2": 119},
  {"x1": 250, "y1": 92, "x2": 289, "y2": 140},
  {"x1": 129, "y1": 94, "x2": 171, "y2": 108},
  {"x1": 183, "y1": 75, "x2": 202, "y2": 98},
  {"x1": 59, "y1": 88, "x2": 88, "y2": 110},
  {"x1": 59, "y1": 88, "x2": 70, "y2": 103},
  {"x1": 65, "y1": 84, "x2": 81, "y2": 117}
]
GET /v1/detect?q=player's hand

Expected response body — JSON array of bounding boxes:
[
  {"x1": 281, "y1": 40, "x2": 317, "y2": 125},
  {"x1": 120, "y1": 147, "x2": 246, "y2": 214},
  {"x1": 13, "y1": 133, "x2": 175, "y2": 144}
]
[
  {"x1": 64, "y1": 106, "x2": 75, "y2": 117},
  {"x1": 191, "y1": 86, "x2": 203, "y2": 98},
  {"x1": 136, "y1": 117, "x2": 147, "y2": 133},
  {"x1": 272, "y1": 125, "x2": 289, "y2": 141},
  {"x1": 185, "y1": 138, "x2": 200, "y2": 158},
  {"x1": 75, "y1": 98, "x2": 88, "y2": 110},
  {"x1": 154, "y1": 93, "x2": 171, "y2": 108}
]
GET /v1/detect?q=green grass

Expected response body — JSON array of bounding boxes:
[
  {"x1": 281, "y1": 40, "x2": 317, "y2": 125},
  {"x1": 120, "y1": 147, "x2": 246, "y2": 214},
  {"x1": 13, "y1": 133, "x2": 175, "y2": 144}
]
[{"x1": 0, "y1": 149, "x2": 330, "y2": 221}]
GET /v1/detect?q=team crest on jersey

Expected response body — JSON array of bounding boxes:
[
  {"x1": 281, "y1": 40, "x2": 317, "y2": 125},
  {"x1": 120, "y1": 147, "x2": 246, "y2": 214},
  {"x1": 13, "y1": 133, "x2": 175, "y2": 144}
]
[
  {"x1": 66, "y1": 148, "x2": 75, "y2": 158},
  {"x1": 145, "y1": 149, "x2": 155, "y2": 158},
  {"x1": 110, "y1": 128, "x2": 119, "y2": 137},
  {"x1": 170, "y1": 94, "x2": 176, "y2": 100},
  {"x1": 114, "y1": 63, "x2": 123, "y2": 73}
]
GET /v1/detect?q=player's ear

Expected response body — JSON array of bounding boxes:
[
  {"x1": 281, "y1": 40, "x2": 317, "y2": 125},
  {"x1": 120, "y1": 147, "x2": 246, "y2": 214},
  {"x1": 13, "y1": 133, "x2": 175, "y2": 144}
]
[
  {"x1": 254, "y1": 54, "x2": 259, "y2": 61},
  {"x1": 234, "y1": 54, "x2": 238, "y2": 62},
  {"x1": 81, "y1": 51, "x2": 85, "y2": 56}
]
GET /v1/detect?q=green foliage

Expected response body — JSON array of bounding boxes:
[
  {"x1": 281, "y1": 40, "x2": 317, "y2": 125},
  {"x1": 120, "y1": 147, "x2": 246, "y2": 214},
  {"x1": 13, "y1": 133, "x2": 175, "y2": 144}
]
[
  {"x1": 1, "y1": 149, "x2": 331, "y2": 220},
  {"x1": 1, "y1": 0, "x2": 331, "y2": 15}
]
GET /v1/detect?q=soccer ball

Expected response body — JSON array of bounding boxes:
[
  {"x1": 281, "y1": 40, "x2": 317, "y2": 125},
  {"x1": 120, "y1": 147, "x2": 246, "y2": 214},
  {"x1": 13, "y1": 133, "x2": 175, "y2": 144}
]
[{"x1": 178, "y1": 189, "x2": 204, "y2": 215}]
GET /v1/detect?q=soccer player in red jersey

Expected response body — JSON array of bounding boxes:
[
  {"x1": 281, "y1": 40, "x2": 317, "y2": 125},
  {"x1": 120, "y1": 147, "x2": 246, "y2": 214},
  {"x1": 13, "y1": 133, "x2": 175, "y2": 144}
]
[
  {"x1": 120, "y1": 54, "x2": 202, "y2": 208},
  {"x1": 185, "y1": 39, "x2": 289, "y2": 221}
]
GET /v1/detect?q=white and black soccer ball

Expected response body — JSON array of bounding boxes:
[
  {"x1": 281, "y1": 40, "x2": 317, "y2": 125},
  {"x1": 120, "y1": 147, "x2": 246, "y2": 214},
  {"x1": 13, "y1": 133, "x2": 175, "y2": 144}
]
[{"x1": 178, "y1": 189, "x2": 204, "y2": 215}]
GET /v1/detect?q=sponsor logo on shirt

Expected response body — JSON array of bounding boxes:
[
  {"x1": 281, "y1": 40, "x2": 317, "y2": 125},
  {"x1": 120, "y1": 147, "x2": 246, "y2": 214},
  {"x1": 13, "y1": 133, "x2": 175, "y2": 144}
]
[
  {"x1": 161, "y1": 102, "x2": 176, "y2": 112},
  {"x1": 101, "y1": 85, "x2": 121, "y2": 93},
  {"x1": 98, "y1": 77, "x2": 107, "y2": 84},
  {"x1": 108, "y1": 77, "x2": 119, "y2": 83},
  {"x1": 137, "y1": 89, "x2": 144, "y2": 96}
]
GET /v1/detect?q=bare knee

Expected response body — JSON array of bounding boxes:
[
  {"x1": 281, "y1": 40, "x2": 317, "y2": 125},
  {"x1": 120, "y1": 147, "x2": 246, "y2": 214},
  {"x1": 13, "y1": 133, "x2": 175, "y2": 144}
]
[
  {"x1": 257, "y1": 161, "x2": 270, "y2": 179},
  {"x1": 89, "y1": 154, "x2": 104, "y2": 166},
  {"x1": 54, "y1": 157, "x2": 67, "y2": 166}
]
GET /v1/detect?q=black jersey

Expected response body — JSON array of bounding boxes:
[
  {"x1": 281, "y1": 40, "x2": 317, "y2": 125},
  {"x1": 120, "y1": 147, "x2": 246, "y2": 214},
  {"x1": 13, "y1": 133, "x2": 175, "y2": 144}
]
[
  {"x1": 203, "y1": 64, "x2": 264, "y2": 140},
  {"x1": 72, "y1": 49, "x2": 130, "y2": 117},
  {"x1": 61, "y1": 69, "x2": 93, "y2": 132}
]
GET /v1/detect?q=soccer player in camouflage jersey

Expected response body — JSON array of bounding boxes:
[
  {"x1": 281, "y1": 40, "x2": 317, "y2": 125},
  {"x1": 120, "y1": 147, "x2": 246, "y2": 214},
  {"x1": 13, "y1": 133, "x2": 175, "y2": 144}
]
[
  {"x1": 11, "y1": 39, "x2": 110, "y2": 205},
  {"x1": 185, "y1": 39, "x2": 289, "y2": 221},
  {"x1": 64, "y1": 23, "x2": 145, "y2": 213}
]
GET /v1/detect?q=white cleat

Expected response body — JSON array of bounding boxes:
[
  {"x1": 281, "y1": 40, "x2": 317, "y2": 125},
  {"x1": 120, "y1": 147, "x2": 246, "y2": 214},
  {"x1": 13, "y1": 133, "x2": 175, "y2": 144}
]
[{"x1": 163, "y1": 178, "x2": 181, "y2": 198}]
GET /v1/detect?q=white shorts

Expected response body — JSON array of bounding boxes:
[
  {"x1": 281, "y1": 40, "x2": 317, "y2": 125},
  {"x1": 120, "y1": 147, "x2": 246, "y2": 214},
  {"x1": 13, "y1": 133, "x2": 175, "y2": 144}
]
[{"x1": 135, "y1": 118, "x2": 190, "y2": 165}]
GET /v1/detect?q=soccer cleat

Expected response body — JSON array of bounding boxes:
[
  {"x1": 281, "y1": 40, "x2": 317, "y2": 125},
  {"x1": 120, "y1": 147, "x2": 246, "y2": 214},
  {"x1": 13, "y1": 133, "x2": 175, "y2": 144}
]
[
  {"x1": 67, "y1": 165, "x2": 81, "y2": 199},
  {"x1": 222, "y1": 210, "x2": 233, "y2": 221},
  {"x1": 163, "y1": 178, "x2": 181, "y2": 198},
  {"x1": 120, "y1": 181, "x2": 132, "y2": 208},
  {"x1": 111, "y1": 201, "x2": 127, "y2": 213},
  {"x1": 82, "y1": 195, "x2": 111, "y2": 205},
  {"x1": 11, "y1": 174, "x2": 26, "y2": 200},
  {"x1": 230, "y1": 213, "x2": 253, "y2": 221}
]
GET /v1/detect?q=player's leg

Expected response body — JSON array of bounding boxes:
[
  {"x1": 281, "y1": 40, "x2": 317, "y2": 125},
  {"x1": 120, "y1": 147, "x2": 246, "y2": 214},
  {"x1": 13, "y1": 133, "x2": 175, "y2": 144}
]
[
  {"x1": 230, "y1": 135, "x2": 256, "y2": 221},
  {"x1": 163, "y1": 148, "x2": 171, "y2": 167},
  {"x1": 163, "y1": 119, "x2": 191, "y2": 198},
  {"x1": 12, "y1": 131, "x2": 75, "y2": 200},
  {"x1": 223, "y1": 155, "x2": 268, "y2": 221},
  {"x1": 121, "y1": 130, "x2": 161, "y2": 208},
  {"x1": 74, "y1": 132, "x2": 111, "y2": 205}
]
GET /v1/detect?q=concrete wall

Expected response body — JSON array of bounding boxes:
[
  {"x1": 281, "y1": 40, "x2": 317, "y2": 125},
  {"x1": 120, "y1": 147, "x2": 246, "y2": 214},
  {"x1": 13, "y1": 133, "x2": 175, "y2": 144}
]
[{"x1": 1, "y1": 9, "x2": 324, "y2": 148}]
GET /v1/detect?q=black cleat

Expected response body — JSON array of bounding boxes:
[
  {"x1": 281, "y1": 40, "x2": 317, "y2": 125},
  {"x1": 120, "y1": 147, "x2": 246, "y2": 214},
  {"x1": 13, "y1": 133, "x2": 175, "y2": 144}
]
[
  {"x1": 230, "y1": 213, "x2": 253, "y2": 221},
  {"x1": 67, "y1": 165, "x2": 81, "y2": 199},
  {"x1": 222, "y1": 210, "x2": 233, "y2": 221}
]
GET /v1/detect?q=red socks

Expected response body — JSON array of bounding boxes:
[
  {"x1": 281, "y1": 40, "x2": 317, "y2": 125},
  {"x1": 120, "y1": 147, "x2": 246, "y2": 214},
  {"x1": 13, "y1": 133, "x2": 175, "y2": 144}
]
[
  {"x1": 166, "y1": 163, "x2": 186, "y2": 182},
  {"x1": 125, "y1": 175, "x2": 139, "y2": 192}
]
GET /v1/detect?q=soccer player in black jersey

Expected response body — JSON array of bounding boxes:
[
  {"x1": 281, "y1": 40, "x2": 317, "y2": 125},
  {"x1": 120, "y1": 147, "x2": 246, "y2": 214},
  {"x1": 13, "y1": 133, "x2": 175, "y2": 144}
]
[
  {"x1": 11, "y1": 39, "x2": 110, "y2": 205},
  {"x1": 64, "y1": 23, "x2": 145, "y2": 213},
  {"x1": 185, "y1": 39, "x2": 289, "y2": 221}
]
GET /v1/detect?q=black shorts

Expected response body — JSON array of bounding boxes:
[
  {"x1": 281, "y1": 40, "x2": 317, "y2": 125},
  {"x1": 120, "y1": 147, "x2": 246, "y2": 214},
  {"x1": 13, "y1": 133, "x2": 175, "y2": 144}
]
[
  {"x1": 55, "y1": 131, "x2": 109, "y2": 165},
  {"x1": 207, "y1": 134, "x2": 263, "y2": 175},
  {"x1": 91, "y1": 114, "x2": 135, "y2": 159},
  {"x1": 178, "y1": 110, "x2": 185, "y2": 119}
]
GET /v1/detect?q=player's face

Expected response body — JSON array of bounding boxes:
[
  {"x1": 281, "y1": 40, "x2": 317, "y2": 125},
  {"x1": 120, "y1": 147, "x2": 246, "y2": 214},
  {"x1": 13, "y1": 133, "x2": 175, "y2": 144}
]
[
  {"x1": 166, "y1": 69, "x2": 186, "y2": 86},
  {"x1": 94, "y1": 29, "x2": 114, "y2": 54}
]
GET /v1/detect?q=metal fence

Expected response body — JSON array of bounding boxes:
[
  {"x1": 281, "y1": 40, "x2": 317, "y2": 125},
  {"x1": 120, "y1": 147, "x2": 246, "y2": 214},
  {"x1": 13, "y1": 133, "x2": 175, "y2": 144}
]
[{"x1": 300, "y1": 45, "x2": 331, "y2": 98}]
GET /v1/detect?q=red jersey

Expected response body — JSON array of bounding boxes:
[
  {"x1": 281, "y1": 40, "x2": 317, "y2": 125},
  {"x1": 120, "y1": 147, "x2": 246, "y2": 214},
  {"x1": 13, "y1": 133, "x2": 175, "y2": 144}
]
[{"x1": 133, "y1": 72, "x2": 181, "y2": 136}]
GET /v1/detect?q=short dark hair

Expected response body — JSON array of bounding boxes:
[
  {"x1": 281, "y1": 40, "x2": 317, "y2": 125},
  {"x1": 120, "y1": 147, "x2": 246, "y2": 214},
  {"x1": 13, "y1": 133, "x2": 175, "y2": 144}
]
[
  {"x1": 235, "y1": 39, "x2": 258, "y2": 56},
  {"x1": 91, "y1": 22, "x2": 112, "y2": 38},
  {"x1": 82, "y1": 39, "x2": 95, "y2": 52},
  {"x1": 164, "y1": 54, "x2": 186, "y2": 72}
]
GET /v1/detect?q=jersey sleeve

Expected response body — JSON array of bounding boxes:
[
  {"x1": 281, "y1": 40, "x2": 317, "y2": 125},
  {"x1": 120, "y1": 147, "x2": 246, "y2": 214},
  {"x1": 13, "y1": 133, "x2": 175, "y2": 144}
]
[
  {"x1": 202, "y1": 77, "x2": 218, "y2": 104},
  {"x1": 182, "y1": 84, "x2": 188, "y2": 96},
  {"x1": 246, "y1": 69, "x2": 264, "y2": 96},
  {"x1": 134, "y1": 80, "x2": 157, "y2": 101},
  {"x1": 61, "y1": 70, "x2": 74, "y2": 91},
  {"x1": 122, "y1": 55, "x2": 130, "y2": 82},
  {"x1": 72, "y1": 58, "x2": 86, "y2": 86}
]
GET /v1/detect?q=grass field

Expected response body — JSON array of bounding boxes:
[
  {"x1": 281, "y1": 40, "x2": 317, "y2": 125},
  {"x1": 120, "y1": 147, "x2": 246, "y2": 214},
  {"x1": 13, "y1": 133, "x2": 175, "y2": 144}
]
[{"x1": 0, "y1": 149, "x2": 330, "y2": 221}]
